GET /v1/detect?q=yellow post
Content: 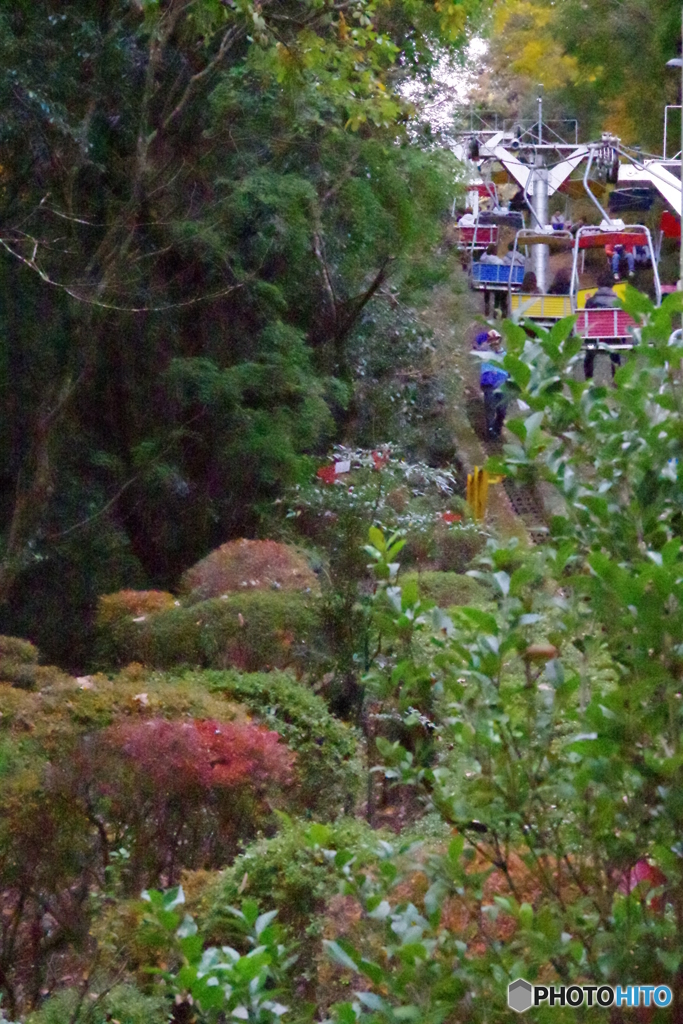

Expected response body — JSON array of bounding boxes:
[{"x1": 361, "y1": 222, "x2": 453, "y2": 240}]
[
  {"x1": 467, "y1": 466, "x2": 504, "y2": 522},
  {"x1": 478, "y1": 469, "x2": 489, "y2": 522}
]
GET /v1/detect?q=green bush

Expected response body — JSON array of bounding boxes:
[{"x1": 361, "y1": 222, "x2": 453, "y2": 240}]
[
  {"x1": 400, "y1": 570, "x2": 489, "y2": 609},
  {"x1": 199, "y1": 669, "x2": 364, "y2": 818},
  {"x1": 0, "y1": 635, "x2": 39, "y2": 663},
  {"x1": 0, "y1": 660, "x2": 38, "y2": 690},
  {"x1": 434, "y1": 520, "x2": 488, "y2": 572},
  {"x1": 204, "y1": 816, "x2": 385, "y2": 950},
  {"x1": 26, "y1": 984, "x2": 168, "y2": 1024},
  {"x1": 0, "y1": 635, "x2": 41, "y2": 688},
  {"x1": 96, "y1": 590, "x2": 323, "y2": 674}
]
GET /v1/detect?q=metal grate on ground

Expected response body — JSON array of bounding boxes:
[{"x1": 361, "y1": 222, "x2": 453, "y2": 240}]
[
  {"x1": 502, "y1": 479, "x2": 548, "y2": 545},
  {"x1": 481, "y1": 437, "x2": 548, "y2": 544}
]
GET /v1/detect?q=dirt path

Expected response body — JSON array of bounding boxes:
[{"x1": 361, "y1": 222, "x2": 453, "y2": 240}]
[{"x1": 417, "y1": 260, "x2": 529, "y2": 541}]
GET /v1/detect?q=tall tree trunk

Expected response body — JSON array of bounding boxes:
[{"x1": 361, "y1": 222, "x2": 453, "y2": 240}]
[{"x1": 0, "y1": 375, "x2": 76, "y2": 604}]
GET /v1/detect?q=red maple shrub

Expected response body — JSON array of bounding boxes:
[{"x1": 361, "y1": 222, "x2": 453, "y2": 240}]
[
  {"x1": 194, "y1": 718, "x2": 294, "y2": 788},
  {"x1": 103, "y1": 717, "x2": 294, "y2": 797},
  {"x1": 64, "y1": 717, "x2": 296, "y2": 891},
  {"x1": 0, "y1": 718, "x2": 295, "y2": 1012}
]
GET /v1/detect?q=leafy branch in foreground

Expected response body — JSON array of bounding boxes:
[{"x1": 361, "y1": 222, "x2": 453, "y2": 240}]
[
  {"x1": 139, "y1": 886, "x2": 295, "y2": 1024},
  {"x1": 320, "y1": 297, "x2": 683, "y2": 1021}
]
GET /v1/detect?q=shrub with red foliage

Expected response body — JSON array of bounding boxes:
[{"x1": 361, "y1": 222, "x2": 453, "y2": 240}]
[
  {"x1": 104, "y1": 717, "x2": 294, "y2": 796},
  {"x1": 195, "y1": 719, "x2": 294, "y2": 789},
  {"x1": 179, "y1": 539, "x2": 318, "y2": 601},
  {"x1": 0, "y1": 719, "x2": 295, "y2": 1012},
  {"x1": 64, "y1": 717, "x2": 296, "y2": 891}
]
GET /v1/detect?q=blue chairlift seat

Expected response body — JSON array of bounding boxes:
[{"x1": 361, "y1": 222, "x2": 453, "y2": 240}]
[{"x1": 471, "y1": 263, "x2": 525, "y2": 289}]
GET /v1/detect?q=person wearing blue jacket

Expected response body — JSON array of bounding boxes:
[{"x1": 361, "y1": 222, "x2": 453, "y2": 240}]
[{"x1": 474, "y1": 329, "x2": 509, "y2": 439}]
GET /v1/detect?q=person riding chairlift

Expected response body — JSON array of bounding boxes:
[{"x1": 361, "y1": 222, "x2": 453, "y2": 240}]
[
  {"x1": 479, "y1": 245, "x2": 507, "y2": 316},
  {"x1": 583, "y1": 270, "x2": 622, "y2": 380},
  {"x1": 521, "y1": 271, "x2": 539, "y2": 293},
  {"x1": 606, "y1": 241, "x2": 635, "y2": 281},
  {"x1": 548, "y1": 269, "x2": 571, "y2": 295},
  {"x1": 502, "y1": 242, "x2": 525, "y2": 267}
]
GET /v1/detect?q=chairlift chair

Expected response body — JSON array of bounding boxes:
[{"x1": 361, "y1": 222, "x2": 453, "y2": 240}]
[
  {"x1": 570, "y1": 224, "x2": 661, "y2": 351},
  {"x1": 454, "y1": 184, "x2": 500, "y2": 255},
  {"x1": 469, "y1": 260, "x2": 525, "y2": 293},
  {"x1": 455, "y1": 220, "x2": 499, "y2": 258},
  {"x1": 507, "y1": 229, "x2": 575, "y2": 325}
]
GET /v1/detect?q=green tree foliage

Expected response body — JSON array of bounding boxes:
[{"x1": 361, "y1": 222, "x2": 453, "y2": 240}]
[
  {"x1": 0, "y1": 0, "x2": 482, "y2": 662},
  {"x1": 310, "y1": 299, "x2": 683, "y2": 1021}
]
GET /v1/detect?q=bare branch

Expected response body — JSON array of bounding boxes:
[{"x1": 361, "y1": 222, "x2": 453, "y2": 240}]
[
  {"x1": 312, "y1": 229, "x2": 339, "y2": 321},
  {"x1": 0, "y1": 236, "x2": 247, "y2": 312},
  {"x1": 161, "y1": 24, "x2": 245, "y2": 133}
]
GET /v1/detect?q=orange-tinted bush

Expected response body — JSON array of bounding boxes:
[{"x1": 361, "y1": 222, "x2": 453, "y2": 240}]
[
  {"x1": 180, "y1": 539, "x2": 318, "y2": 602},
  {"x1": 97, "y1": 590, "x2": 177, "y2": 625}
]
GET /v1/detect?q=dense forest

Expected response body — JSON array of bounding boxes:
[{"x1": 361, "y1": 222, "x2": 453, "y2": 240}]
[
  {"x1": 3, "y1": 1, "x2": 683, "y2": 1023},
  {"x1": 0, "y1": 0, "x2": 472, "y2": 664}
]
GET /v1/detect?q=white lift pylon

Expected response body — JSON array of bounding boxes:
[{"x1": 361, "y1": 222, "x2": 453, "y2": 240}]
[{"x1": 474, "y1": 132, "x2": 590, "y2": 197}]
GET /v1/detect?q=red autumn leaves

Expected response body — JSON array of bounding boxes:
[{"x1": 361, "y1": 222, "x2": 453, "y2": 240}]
[
  {"x1": 105, "y1": 717, "x2": 295, "y2": 794},
  {"x1": 46, "y1": 718, "x2": 296, "y2": 890}
]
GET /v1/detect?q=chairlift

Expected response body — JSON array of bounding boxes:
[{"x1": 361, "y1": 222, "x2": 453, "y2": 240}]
[
  {"x1": 469, "y1": 258, "x2": 525, "y2": 294},
  {"x1": 507, "y1": 229, "x2": 575, "y2": 325},
  {"x1": 507, "y1": 223, "x2": 660, "y2": 346},
  {"x1": 462, "y1": 201, "x2": 528, "y2": 281},
  {"x1": 566, "y1": 145, "x2": 661, "y2": 348},
  {"x1": 454, "y1": 218, "x2": 498, "y2": 257},
  {"x1": 570, "y1": 224, "x2": 661, "y2": 348}
]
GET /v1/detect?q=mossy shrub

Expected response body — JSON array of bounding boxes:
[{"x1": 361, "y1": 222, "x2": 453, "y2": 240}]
[
  {"x1": 25, "y1": 985, "x2": 169, "y2": 1024},
  {"x1": 180, "y1": 538, "x2": 319, "y2": 603},
  {"x1": 434, "y1": 521, "x2": 487, "y2": 572},
  {"x1": 201, "y1": 669, "x2": 364, "y2": 818},
  {"x1": 400, "y1": 570, "x2": 489, "y2": 608},
  {"x1": 95, "y1": 591, "x2": 178, "y2": 668},
  {"x1": 203, "y1": 816, "x2": 385, "y2": 945},
  {"x1": 0, "y1": 659, "x2": 39, "y2": 690},
  {"x1": 96, "y1": 590, "x2": 323, "y2": 673},
  {"x1": 0, "y1": 634, "x2": 41, "y2": 689},
  {"x1": 0, "y1": 634, "x2": 39, "y2": 663},
  {"x1": 97, "y1": 590, "x2": 177, "y2": 624},
  {"x1": 0, "y1": 670, "x2": 246, "y2": 753}
]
